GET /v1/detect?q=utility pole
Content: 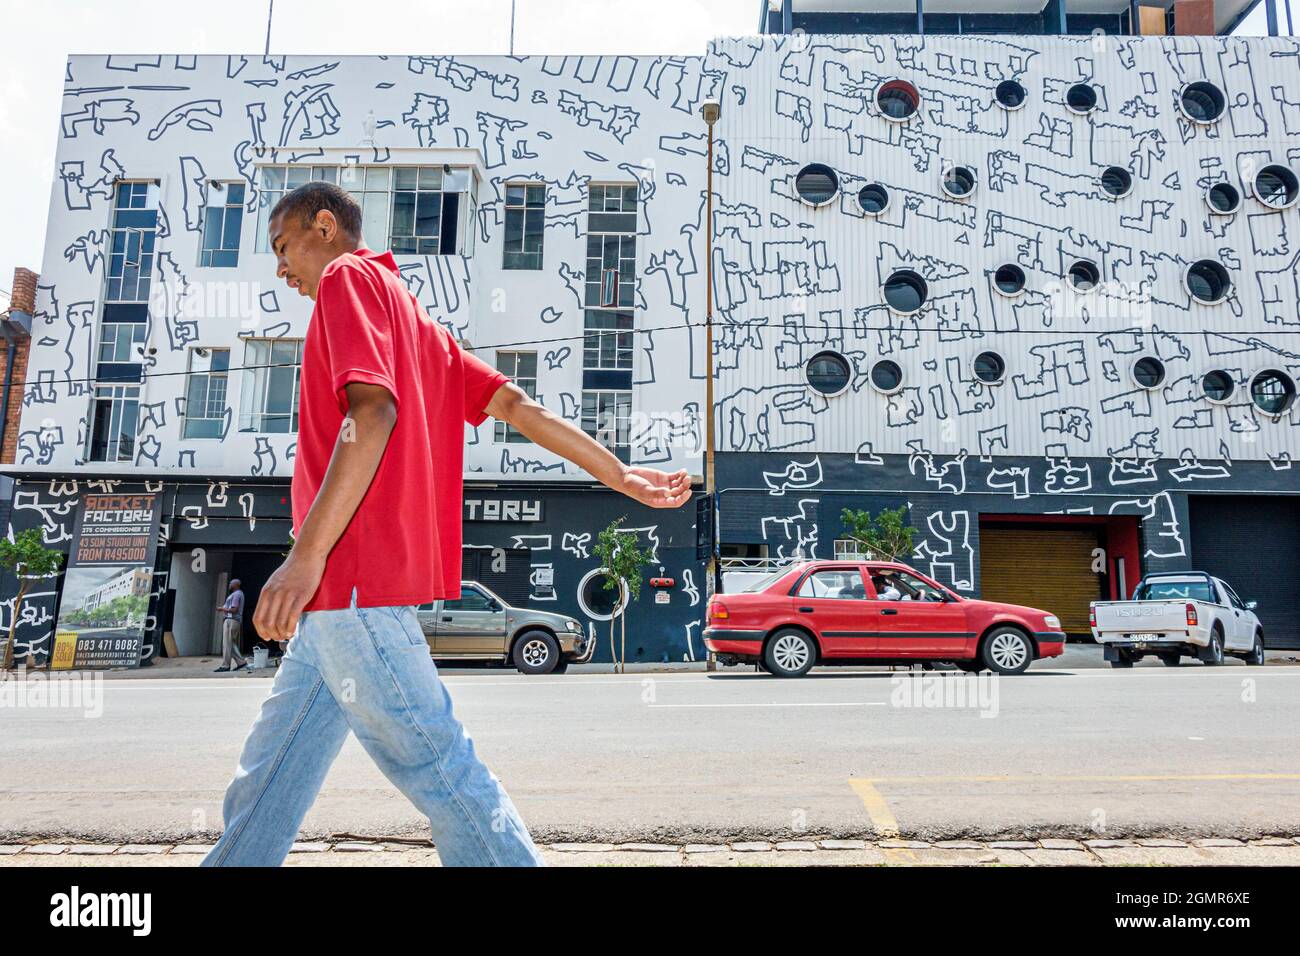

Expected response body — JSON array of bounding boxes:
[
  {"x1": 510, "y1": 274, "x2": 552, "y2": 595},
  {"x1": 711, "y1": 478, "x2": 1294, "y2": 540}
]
[{"x1": 700, "y1": 100, "x2": 721, "y2": 603}]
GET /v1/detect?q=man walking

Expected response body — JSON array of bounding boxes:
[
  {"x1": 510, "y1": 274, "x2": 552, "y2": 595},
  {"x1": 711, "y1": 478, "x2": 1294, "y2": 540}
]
[
  {"x1": 203, "y1": 182, "x2": 691, "y2": 867},
  {"x1": 214, "y1": 578, "x2": 248, "y2": 673}
]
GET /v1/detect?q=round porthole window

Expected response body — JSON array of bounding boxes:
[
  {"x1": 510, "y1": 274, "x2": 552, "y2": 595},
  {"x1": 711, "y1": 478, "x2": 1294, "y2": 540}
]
[
  {"x1": 1205, "y1": 182, "x2": 1242, "y2": 215},
  {"x1": 1201, "y1": 369, "x2": 1235, "y2": 403},
  {"x1": 858, "y1": 183, "x2": 890, "y2": 216},
  {"x1": 876, "y1": 78, "x2": 920, "y2": 121},
  {"x1": 940, "y1": 164, "x2": 976, "y2": 199},
  {"x1": 1250, "y1": 369, "x2": 1297, "y2": 415},
  {"x1": 806, "y1": 350, "x2": 851, "y2": 396},
  {"x1": 1132, "y1": 356, "x2": 1166, "y2": 389},
  {"x1": 1185, "y1": 259, "x2": 1232, "y2": 304},
  {"x1": 973, "y1": 351, "x2": 1006, "y2": 385},
  {"x1": 1065, "y1": 82, "x2": 1098, "y2": 115},
  {"x1": 992, "y1": 263, "x2": 1026, "y2": 297},
  {"x1": 1254, "y1": 164, "x2": 1300, "y2": 210},
  {"x1": 995, "y1": 79, "x2": 1027, "y2": 110},
  {"x1": 870, "y1": 359, "x2": 904, "y2": 394},
  {"x1": 577, "y1": 567, "x2": 628, "y2": 621},
  {"x1": 883, "y1": 269, "x2": 928, "y2": 314},
  {"x1": 794, "y1": 163, "x2": 839, "y2": 206},
  {"x1": 1100, "y1": 166, "x2": 1133, "y2": 198},
  {"x1": 1178, "y1": 81, "x2": 1226, "y2": 124},
  {"x1": 1067, "y1": 259, "x2": 1101, "y2": 292}
]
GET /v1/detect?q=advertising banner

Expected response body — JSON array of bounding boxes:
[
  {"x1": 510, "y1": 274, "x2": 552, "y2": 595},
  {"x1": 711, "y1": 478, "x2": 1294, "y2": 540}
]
[{"x1": 53, "y1": 493, "x2": 162, "y2": 668}]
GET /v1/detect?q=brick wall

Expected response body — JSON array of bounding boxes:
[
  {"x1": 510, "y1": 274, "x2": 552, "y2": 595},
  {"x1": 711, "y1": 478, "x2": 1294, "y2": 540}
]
[{"x1": 2, "y1": 266, "x2": 38, "y2": 465}]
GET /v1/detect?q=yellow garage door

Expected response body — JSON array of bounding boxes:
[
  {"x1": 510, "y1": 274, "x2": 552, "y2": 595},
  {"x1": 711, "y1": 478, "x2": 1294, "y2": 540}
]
[{"x1": 979, "y1": 527, "x2": 1101, "y2": 634}]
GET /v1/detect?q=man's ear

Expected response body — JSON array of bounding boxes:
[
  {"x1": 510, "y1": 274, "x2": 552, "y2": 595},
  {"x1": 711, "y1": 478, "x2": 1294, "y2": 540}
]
[{"x1": 315, "y1": 208, "x2": 337, "y2": 243}]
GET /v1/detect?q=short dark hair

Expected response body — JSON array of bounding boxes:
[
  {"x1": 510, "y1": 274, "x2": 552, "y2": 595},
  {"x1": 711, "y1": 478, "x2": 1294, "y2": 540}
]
[{"x1": 269, "y1": 181, "x2": 363, "y2": 239}]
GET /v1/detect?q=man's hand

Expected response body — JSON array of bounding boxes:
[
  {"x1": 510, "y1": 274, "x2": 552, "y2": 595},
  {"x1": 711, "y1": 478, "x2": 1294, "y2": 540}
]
[
  {"x1": 485, "y1": 382, "x2": 694, "y2": 509},
  {"x1": 620, "y1": 466, "x2": 692, "y2": 508},
  {"x1": 252, "y1": 550, "x2": 327, "y2": 643}
]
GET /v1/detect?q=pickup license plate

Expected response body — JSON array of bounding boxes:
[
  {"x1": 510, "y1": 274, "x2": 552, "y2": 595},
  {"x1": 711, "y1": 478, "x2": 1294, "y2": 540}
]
[{"x1": 1128, "y1": 633, "x2": 1160, "y2": 640}]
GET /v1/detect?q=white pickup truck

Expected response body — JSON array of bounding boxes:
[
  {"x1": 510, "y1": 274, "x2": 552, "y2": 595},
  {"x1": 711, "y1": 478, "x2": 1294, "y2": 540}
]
[{"x1": 1090, "y1": 571, "x2": 1266, "y2": 668}]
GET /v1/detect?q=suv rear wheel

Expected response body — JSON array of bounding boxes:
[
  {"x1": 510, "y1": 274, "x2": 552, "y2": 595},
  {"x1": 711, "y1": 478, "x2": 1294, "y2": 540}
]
[
  {"x1": 1201, "y1": 627, "x2": 1225, "y2": 666},
  {"x1": 512, "y1": 630, "x2": 560, "y2": 675},
  {"x1": 1244, "y1": 631, "x2": 1265, "y2": 666},
  {"x1": 980, "y1": 627, "x2": 1033, "y2": 675},
  {"x1": 763, "y1": 629, "x2": 816, "y2": 678}
]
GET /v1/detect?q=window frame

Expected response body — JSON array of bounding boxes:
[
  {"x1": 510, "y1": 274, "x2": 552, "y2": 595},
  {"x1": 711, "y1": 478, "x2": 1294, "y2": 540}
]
[
  {"x1": 493, "y1": 350, "x2": 538, "y2": 444},
  {"x1": 502, "y1": 181, "x2": 545, "y2": 270},
  {"x1": 182, "y1": 347, "x2": 231, "y2": 440},
  {"x1": 238, "y1": 338, "x2": 304, "y2": 434}
]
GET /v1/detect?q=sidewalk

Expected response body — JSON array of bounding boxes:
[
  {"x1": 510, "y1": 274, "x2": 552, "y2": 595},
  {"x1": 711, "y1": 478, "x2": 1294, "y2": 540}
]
[{"x1": 4, "y1": 835, "x2": 1300, "y2": 866}]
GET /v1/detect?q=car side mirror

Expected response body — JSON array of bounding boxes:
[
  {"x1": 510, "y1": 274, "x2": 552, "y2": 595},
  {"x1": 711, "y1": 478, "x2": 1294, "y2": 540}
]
[
  {"x1": 487, "y1": 600, "x2": 502, "y2": 612},
  {"x1": 1246, "y1": 600, "x2": 1258, "y2": 610}
]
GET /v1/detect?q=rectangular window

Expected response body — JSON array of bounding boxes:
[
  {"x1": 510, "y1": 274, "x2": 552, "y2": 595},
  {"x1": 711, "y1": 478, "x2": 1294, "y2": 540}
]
[
  {"x1": 833, "y1": 538, "x2": 868, "y2": 559},
  {"x1": 90, "y1": 181, "x2": 157, "y2": 462},
  {"x1": 199, "y1": 182, "x2": 245, "y2": 267},
  {"x1": 239, "y1": 338, "x2": 303, "y2": 433},
  {"x1": 255, "y1": 164, "x2": 478, "y2": 256},
  {"x1": 581, "y1": 389, "x2": 631, "y2": 464},
  {"x1": 106, "y1": 180, "x2": 159, "y2": 303},
  {"x1": 88, "y1": 385, "x2": 140, "y2": 463},
  {"x1": 583, "y1": 310, "x2": 634, "y2": 371},
  {"x1": 493, "y1": 351, "x2": 537, "y2": 443},
  {"x1": 503, "y1": 183, "x2": 545, "y2": 270},
  {"x1": 183, "y1": 348, "x2": 231, "y2": 439}
]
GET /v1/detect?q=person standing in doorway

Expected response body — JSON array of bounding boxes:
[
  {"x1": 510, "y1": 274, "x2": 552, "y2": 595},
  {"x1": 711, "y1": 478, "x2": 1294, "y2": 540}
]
[
  {"x1": 214, "y1": 578, "x2": 248, "y2": 673},
  {"x1": 203, "y1": 182, "x2": 691, "y2": 868}
]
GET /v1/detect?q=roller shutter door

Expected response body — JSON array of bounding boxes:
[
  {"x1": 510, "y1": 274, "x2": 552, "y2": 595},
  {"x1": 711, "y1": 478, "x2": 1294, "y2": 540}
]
[
  {"x1": 1189, "y1": 495, "x2": 1300, "y2": 649},
  {"x1": 979, "y1": 526, "x2": 1101, "y2": 635},
  {"x1": 462, "y1": 547, "x2": 532, "y2": 607}
]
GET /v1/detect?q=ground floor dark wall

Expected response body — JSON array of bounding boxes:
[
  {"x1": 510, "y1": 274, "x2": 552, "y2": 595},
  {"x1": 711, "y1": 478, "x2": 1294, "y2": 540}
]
[
  {"x1": 717, "y1": 451, "x2": 1300, "y2": 648},
  {"x1": 0, "y1": 474, "x2": 706, "y2": 666}
]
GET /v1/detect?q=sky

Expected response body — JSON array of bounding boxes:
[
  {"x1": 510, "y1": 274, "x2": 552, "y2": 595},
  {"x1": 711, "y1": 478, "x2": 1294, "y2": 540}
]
[
  {"x1": 0, "y1": 0, "x2": 1286, "y2": 299},
  {"x1": 0, "y1": 0, "x2": 756, "y2": 298}
]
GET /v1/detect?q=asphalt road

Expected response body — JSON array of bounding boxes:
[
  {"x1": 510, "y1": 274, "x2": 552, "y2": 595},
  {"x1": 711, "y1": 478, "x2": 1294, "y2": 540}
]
[{"x1": 3, "y1": 648, "x2": 1298, "y2": 844}]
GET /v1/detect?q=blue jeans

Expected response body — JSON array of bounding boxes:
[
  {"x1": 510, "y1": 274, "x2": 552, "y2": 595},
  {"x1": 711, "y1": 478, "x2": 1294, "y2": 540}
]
[{"x1": 202, "y1": 590, "x2": 543, "y2": 867}]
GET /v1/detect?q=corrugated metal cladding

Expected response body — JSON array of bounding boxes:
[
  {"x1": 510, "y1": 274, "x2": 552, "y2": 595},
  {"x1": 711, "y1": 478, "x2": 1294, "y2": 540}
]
[
  {"x1": 1189, "y1": 494, "x2": 1300, "y2": 647},
  {"x1": 705, "y1": 34, "x2": 1300, "y2": 464},
  {"x1": 979, "y1": 526, "x2": 1103, "y2": 633}
]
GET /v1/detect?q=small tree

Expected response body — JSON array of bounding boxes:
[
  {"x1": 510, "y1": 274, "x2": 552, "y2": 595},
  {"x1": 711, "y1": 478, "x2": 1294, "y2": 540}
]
[
  {"x1": 592, "y1": 517, "x2": 651, "y2": 674},
  {"x1": 0, "y1": 529, "x2": 65, "y2": 669},
  {"x1": 839, "y1": 506, "x2": 915, "y2": 562}
]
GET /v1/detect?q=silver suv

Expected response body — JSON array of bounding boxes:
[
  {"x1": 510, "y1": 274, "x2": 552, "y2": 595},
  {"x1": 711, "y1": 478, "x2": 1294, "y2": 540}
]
[{"x1": 416, "y1": 581, "x2": 593, "y2": 674}]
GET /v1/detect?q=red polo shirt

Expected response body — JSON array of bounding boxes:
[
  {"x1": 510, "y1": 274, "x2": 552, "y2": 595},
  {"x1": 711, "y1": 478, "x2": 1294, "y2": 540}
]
[{"x1": 292, "y1": 247, "x2": 507, "y2": 611}]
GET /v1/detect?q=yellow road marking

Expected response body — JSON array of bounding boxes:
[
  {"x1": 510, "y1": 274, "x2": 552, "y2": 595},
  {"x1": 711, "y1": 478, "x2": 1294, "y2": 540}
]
[
  {"x1": 848, "y1": 773, "x2": 1300, "y2": 850},
  {"x1": 848, "y1": 779, "x2": 900, "y2": 838}
]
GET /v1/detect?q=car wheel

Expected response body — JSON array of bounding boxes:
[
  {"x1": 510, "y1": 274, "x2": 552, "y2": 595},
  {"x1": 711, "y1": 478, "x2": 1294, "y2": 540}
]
[
  {"x1": 980, "y1": 627, "x2": 1033, "y2": 675},
  {"x1": 551, "y1": 660, "x2": 570, "y2": 675},
  {"x1": 1202, "y1": 628, "x2": 1224, "y2": 667},
  {"x1": 512, "y1": 630, "x2": 560, "y2": 675},
  {"x1": 763, "y1": 629, "x2": 816, "y2": 678},
  {"x1": 1159, "y1": 653, "x2": 1181, "y2": 667},
  {"x1": 1245, "y1": 632, "x2": 1265, "y2": 666},
  {"x1": 1110, "y1": 649, "x2": 1134, "y2": 669}
]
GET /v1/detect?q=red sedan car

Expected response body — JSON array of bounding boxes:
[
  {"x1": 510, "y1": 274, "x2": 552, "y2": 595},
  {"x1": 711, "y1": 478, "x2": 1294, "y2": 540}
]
[{"x1": 703, "y1": 561, "x2": 1065, "y2": 677}]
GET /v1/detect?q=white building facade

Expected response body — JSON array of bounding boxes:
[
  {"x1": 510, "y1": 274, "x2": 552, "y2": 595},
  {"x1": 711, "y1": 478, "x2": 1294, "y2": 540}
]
[{"x1": 4, "y1": 23, "x2": 1300, "y2": 663}]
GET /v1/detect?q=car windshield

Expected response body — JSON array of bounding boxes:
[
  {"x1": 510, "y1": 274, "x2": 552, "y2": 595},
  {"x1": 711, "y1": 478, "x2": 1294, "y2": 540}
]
[{"x1": 1134, "y1": 579, "x2": 1214, "y2": 602}]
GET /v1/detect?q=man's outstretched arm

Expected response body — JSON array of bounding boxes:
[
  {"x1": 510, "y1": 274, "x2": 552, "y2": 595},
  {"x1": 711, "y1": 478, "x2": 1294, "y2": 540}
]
[{"x1": 483, "y1": 381, "x2": 692, "y2": 509}]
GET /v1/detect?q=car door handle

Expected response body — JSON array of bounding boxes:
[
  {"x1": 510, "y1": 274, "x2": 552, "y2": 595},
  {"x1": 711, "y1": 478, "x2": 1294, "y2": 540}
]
[
  {"x1": 441, "y1": 616, "x2": 453, "y2": 622},
  {"x1": 798, "y1": 606, "x2": 815, "y2": 613},
  {"x1": 880, "y1": 608, "x2": 898, "y2": 616}
]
